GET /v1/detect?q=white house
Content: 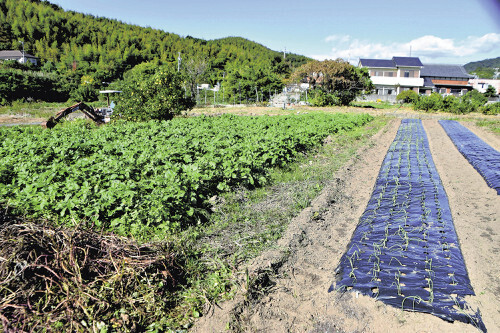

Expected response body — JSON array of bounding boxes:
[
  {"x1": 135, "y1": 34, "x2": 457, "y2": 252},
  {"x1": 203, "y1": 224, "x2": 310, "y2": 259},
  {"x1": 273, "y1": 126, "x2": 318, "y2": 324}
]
[
  {"x1": 469, "y1": 78, "x2": 500, "y2": 95},
  {"x1": 0, "y1": 50, "x2": 39, "y2": 65},
  {"x1": 358, "y1": 57, "x2": 424, "y2": 96}
]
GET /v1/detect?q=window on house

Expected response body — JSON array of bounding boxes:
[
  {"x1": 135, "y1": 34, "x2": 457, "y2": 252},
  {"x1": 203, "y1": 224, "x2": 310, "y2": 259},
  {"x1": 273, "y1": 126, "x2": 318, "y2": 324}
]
[
  {"x1": 439, "y1": 88, "x2": 447, "y2": 94},
  {"x1": 404, "y1": 70, "x2": 414, "y2": 78}
]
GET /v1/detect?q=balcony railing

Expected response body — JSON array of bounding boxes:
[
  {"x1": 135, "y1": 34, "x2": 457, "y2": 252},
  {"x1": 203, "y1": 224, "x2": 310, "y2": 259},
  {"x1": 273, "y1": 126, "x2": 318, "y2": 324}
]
[{"x1": 371, "y1": 76, "x2": 424, "y2": 87}]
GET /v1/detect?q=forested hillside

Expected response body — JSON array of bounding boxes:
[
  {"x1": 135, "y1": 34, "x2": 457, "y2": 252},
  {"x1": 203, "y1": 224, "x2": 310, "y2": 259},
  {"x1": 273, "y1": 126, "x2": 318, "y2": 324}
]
[
  {"x1": 0, "y1": 0, "x2": 310, "y2": 104},
  {"x1": 464, "y1": 57, "x2": 500, "y2": 79}
]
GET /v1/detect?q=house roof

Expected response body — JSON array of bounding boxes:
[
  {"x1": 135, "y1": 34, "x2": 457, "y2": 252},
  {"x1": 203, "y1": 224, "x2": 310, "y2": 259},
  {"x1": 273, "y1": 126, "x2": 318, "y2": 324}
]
[
  {"x1": 0, "y1": 50, "x2": 38, "y2": 59},
  {"x1": 359, "y1": 59, "x2": 395, "y2": 68},
  {"x1": 420, "y1": 64, "x2": 473, "y2": 79},
  {"x1": 423, "y1": 77, "x2": 435, "y2": 88},
  {"x1": 359, "y1": 56, "x2": 423, "y2": 68},
  {"x1": 392, "y1": 57, "x2": 423, "y2": 67}
]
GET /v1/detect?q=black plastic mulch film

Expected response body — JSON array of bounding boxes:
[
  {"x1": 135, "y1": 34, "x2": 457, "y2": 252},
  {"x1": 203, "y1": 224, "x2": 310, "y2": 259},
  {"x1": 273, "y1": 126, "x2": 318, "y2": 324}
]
[
  {"x1": 330, "y1": 119, "x2": 486, "y2": 332},
  {"x1": 439, "y1": 120, "x2": 500, "y2": 195}
]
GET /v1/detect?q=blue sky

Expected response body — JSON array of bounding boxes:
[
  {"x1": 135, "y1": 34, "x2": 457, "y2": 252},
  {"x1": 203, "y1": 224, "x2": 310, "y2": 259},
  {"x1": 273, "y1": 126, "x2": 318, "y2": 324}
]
[{"x1": 51, "y1": 0, "x2": 500, "y2": 65}]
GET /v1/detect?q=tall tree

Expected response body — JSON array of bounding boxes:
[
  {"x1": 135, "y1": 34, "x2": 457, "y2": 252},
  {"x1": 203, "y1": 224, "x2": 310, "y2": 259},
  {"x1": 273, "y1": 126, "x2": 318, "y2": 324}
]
[{"x1": 290, "y1": 59, "x2": 373, "y2": 105}]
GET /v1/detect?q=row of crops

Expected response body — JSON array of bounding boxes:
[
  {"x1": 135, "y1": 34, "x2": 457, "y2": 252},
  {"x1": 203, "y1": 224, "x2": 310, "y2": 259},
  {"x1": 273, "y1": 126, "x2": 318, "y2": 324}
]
[
  {"x1": 0, "y1": 113, "x2": 373, "y2": 236},
  {"x1": 440, "y1": 120, "x2": 500, "y2": 195},
  {"x1": 332, "y1": 119, "x2": 485, "y2": 331}
]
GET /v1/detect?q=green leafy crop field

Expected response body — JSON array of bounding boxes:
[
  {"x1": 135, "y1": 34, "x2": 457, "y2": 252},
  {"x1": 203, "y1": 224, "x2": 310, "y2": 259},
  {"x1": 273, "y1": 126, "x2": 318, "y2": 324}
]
[{"x1": 0, "y1": 113, "x2": 373, "y2": 238}]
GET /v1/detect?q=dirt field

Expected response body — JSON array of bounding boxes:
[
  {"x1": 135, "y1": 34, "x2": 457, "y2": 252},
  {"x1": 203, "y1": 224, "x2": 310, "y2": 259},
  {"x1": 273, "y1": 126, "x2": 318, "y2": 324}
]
[{"x1": 192, "y1": 118, "x2": 500, "y2": 333}]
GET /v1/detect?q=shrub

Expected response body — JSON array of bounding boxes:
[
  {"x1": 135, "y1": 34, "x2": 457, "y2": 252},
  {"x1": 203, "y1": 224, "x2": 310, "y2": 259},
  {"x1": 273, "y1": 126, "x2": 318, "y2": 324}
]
[
  {"x1": 442, "y1": 95, "x2": 460, "y2": 113},
  {"x1": 413, "y1": 92, "x2": 442, "y2": 112},
  {"x1": 461, "y1": 90, "x2": 487, "y2": 112},
  {"x1": 0, "y1": 68, "x2": 69, "y2": 105},
  {"x1": 481, "y1": 102, "x2": 500, "y2": 115},
  {"x1": 309, "y1": 89, "x2": 339, "y2": 107},
  {"x1": 70, "y1": 84, "x2": 99, "y2": 102},
  {"x1": 396, "y1": 90, "x2": 419, "y2": 104}
]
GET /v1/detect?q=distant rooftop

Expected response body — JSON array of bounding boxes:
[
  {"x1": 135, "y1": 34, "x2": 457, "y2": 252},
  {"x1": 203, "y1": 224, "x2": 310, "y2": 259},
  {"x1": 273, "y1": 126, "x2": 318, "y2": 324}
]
[
  {"x1": 359, "y1": 59, "x2": 395, "y2": 68},
  {"x1": 392, "y1": 57, "x2": 423, "y2": 67},
  {"x1": 0, "y1": 50, "x2": 38, "y2": 59},
  {"x1": 359, "y1": 56, "x2": 423, "y2": 68},
  {"x1": 420, "y1": 64, "x2": 474, "y2": 79}
]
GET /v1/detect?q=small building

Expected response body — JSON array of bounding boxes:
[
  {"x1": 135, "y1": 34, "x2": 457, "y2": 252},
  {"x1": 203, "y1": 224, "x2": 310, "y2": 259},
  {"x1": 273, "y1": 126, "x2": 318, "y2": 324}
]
[
  {"x1": 420, "y1": 64, "x2": 474, "y2": 96},
  {"x1": 469, "y1": 78, "x2": 500, "y2": 95},
  {"x1": 0, "y1": 50, "x2": 39, "y2": 65},
  {"x1": 358, "y1": 57, "x2": 424, "y2": 97}
]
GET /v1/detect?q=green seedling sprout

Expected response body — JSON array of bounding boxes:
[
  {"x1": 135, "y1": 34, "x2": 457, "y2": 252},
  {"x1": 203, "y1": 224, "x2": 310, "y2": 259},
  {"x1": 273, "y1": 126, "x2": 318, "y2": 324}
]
[
  {"x1": 449, "y1": 272, "x2": 458, "y2": 286},
  {"x1": 426, "y1": 278, "x2": 434, "y2": 303},
  {"x1": 389, "y1": 257, "x2": 404, "y2": 267},
  {"x1": 393, "y1": 270, "x2": 403, "y2": 296}
]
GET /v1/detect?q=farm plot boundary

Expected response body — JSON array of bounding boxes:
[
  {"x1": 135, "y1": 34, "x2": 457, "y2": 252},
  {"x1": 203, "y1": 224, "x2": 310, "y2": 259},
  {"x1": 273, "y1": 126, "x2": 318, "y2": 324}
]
[{"x1": 333, "y1": 119, "x2": 485, "y2": 331}]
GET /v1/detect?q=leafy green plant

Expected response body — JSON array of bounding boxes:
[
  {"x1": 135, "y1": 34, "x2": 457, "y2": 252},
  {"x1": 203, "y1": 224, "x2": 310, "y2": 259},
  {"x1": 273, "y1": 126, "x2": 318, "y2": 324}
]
[
  {"x1": 0, "y1": 113, "x2": 373, "y2": 238},
  {"x1": 441, "y1": 95, "x2": 460, "y2": 113},
  {"x1": 480, "y1": 102, "x2": 500, "y2": 115},
  {"x1": 70, "y1": 84, "x2": 99, "y2": 102},
  {"x1": 413, "y1": 92, "x2": 442, "y2": 112},
  {"x1": 396, "y1": 90, "x2": 418, "y2": 104}
]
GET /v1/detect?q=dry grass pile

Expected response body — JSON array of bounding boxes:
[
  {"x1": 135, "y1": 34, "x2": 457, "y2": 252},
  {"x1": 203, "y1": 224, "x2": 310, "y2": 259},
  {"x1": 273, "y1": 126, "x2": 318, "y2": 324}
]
[{"x1": 0, "y1": 215, "x2": 185, "y2": 332}]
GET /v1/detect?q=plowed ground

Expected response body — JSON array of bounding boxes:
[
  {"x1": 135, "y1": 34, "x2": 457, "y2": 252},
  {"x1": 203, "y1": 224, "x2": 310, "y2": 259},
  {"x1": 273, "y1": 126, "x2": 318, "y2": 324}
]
[{"x1": 192, "y1": 118, "x2": 500, "y2": 333}]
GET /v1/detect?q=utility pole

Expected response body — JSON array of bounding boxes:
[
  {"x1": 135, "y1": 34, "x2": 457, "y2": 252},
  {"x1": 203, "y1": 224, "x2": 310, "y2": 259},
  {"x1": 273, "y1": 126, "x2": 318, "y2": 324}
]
[
  {"x1": 177, "y1": 52, "x2": 181, "y2": 72},
  {"x1": 18, "y1": 40, "x2": 25, "y2": 63},
  {"x1": 283, "y1": 47, "x2": 286, "y2": 60},
  {"x1": 222, "y1": 72, "x2": 225, "y2": 104}
]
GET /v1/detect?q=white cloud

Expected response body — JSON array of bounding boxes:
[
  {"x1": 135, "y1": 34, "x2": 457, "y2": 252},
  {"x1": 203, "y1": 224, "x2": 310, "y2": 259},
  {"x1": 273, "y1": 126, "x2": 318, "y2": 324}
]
[
  {"x1": 325, "y1": 34, "x2": 350, "y2": 43},
  {"x1": 314, "y1": 33, "x2": 500, "y2": 64}
]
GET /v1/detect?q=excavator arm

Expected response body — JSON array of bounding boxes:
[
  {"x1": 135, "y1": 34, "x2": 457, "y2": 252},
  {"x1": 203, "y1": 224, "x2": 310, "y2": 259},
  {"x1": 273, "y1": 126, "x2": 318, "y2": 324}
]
[{"x1": 43, "y1": 102, "x2": 105, "y2": 129}]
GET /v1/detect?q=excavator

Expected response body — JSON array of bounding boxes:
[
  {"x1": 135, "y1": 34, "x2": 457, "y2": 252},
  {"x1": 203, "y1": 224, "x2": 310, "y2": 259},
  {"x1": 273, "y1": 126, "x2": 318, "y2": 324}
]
[
  {"x1": 42, "y1": 102, "x2": 106, "y2": 129},
  {"x1": 42, "y1": 90, "x2": 121, "y2": 129}
]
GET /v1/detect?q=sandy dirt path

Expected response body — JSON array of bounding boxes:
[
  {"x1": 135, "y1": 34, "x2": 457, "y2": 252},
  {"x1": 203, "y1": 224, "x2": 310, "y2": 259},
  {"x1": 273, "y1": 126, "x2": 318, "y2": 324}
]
[
  {"x1": 192, "y1": 119, "x2": 499, "y2": 333},
  {"x1": 424, "y1": 120, "x2": 500, "y2": 331}
]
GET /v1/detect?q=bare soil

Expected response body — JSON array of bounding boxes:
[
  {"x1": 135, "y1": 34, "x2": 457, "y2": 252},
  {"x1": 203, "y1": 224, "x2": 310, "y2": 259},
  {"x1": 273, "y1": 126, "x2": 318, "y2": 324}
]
[
  {"x1": 192, "y1": 118, "x2": 500, "y2": 333},
  {"x1": 0, "y1": 114, "x2": 45, "y2": 125}
]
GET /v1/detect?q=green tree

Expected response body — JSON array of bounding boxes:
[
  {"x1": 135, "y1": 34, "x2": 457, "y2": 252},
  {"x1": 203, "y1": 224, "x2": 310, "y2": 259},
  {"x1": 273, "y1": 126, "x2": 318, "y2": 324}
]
[
  {"x1": 289, "y1": 59, "x2": 373, "y2": 106},
  {"x1": 469, "y1": 67, "x2": 495, "y2": 79},
  {"x1": 484, "y1": 85, "x2": 497, "y2": 97},
  {"x1": 114, "y1": 65, "x2": 195, "y2": 121}
]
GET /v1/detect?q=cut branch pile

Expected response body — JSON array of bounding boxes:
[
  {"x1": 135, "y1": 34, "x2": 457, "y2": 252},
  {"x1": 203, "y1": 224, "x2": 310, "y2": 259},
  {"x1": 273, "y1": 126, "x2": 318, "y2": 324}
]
[{"x1": 0, "y1": 215, "x2": 185, "y2": 332}]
